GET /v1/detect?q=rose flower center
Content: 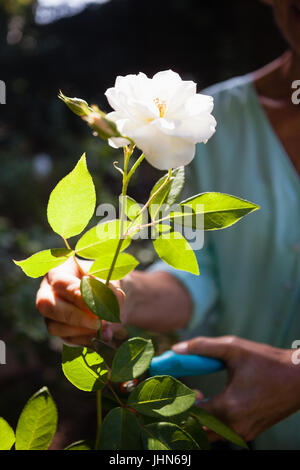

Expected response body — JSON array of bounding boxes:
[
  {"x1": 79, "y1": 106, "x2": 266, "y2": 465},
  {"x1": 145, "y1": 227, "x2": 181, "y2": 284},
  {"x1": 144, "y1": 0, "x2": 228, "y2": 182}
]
[{"x1": 154, "y1": 98, "x2": 167, "y2": 118}]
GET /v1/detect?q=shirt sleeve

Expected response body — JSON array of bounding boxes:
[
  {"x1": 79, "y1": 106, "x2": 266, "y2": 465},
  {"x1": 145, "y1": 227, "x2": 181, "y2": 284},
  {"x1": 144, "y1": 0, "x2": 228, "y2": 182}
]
[
  {"x1": 147, "y1": 238, "x2": 219, "y2": 333},
  {"x1": 146, "y1": 82, "x2": 232, "y2": 332},
  {"x1": 147, "y1": 148, "x2": 219, "y2": 332}
]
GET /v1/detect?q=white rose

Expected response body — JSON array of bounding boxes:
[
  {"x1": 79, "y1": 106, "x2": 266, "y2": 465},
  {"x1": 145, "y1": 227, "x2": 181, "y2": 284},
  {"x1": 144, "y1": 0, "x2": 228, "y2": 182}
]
[{"x1": 104, "y1": 70, "x2": 216, "y2": 170}]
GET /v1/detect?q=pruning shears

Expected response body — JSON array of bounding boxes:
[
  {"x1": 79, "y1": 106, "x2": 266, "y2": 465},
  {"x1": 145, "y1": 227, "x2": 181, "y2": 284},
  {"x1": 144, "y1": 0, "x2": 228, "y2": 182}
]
[
  {"x1": 149, "y1": 349, "x2": 224, "y2": 377},
  {"x1": 92, "y1": 339, "x2": 224, "y2": 393}
]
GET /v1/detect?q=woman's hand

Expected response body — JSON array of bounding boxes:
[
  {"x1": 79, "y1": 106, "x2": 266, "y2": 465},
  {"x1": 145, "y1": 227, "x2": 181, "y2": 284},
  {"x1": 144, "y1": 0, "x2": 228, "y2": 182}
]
[
  {"x1": 173, "y1": 336, "x2": 300, "y2": 442},
  {"x1": 36, "y1": 257, "x2": 125, "y2": 346},
  {"x1": 36, "y1": 260, "x2": 193, "y2": 344}
]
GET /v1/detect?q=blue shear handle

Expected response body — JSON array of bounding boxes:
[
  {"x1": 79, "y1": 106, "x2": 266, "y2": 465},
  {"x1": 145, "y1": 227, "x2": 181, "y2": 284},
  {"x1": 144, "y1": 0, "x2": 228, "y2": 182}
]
[{"x1": 149, "y1": 350, "x2": 224, "y2": 378}]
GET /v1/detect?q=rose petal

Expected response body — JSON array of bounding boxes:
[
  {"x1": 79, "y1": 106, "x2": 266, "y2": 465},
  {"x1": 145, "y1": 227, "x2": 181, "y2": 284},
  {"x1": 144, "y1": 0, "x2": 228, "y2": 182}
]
[
  {"x1": 130, "y1": 121, "x2": 196, "y2": 170},
  {"x1": 104, "y1": 70, "x2": 216, "y2": 169}
]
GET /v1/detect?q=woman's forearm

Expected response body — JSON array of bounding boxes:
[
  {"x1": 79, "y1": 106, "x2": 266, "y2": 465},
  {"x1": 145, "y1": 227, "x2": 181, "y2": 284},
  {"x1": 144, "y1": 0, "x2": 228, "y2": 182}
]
[{"x1": 119, "y1": 271, "x2": 193, "y2": 333}]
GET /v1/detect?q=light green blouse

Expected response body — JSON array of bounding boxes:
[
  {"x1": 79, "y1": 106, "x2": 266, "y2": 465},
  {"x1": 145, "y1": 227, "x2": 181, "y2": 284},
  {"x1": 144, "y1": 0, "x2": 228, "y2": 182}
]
[{"x1": 149, "y1": 74, "x2": 300, "y2": 450}]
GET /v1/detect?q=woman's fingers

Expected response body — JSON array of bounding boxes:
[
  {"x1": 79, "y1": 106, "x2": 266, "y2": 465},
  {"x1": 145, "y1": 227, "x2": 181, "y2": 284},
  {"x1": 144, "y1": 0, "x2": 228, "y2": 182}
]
[
  {"x1": 45, "y1": 319, "x2": 97, "y2": 339},
  {"x1": 108, "y1": 281, "x2": 126, "y2": 307},
  {"x1": 36, "y1": 280, "x2": 100, "y2": 330},
  {"x1": 47, "y1": 257, "x2": 86, "y2": 281},
  {"x1": 49, "y1": 275, "x2": 88, "y2": 311},
  {"x1": 36, "y1": 259, "x2": 127, "y2": 346},
  {"x1": 172, "y1": 335, "x2": 238, "y2": 361},
  {"x1": 101, "y1": 321, "x2": 128, "y2": 344},
  {"x1": 62, "y1": 334, "x2": 96, "y2": 347},
  {"x1": 46, "y1": 259, "x2": 88, "y2": 310},
  {"x1": 47, "y1": 261, "x2": 126, "y2": 312}
]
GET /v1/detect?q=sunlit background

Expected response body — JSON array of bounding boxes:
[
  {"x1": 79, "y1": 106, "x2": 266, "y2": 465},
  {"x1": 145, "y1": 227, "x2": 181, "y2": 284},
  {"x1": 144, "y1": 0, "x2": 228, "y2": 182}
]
[{"x1": 36, "y1": 0, "x2": 109, "y2": 24}]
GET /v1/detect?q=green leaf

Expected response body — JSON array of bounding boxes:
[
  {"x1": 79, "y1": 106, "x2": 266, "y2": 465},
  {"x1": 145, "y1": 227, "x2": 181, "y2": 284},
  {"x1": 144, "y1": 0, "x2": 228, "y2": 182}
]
[
  {"x1": 110, "y1": 337, "x2": 154, "y2": 382},
  {"x1": 80, "y1": 277, "x2": 120, "y2": 323},
  {"x1": 99, "y1": 407, "x2": 142, "y2": 450},
  {"x1": 15, "y1": 387, "x2": 57, "y2": 450},
  {"x1": 170, "y1": 192, "x2": 259, "y2": 230},
  {"x1": 47, "y1": 154, "x2": 96, "y2": 238},
  {"x1": 13, "y1": 248, "x2": 73, "y2": 278},
  {"x1": 142, "y1": 422, "x2": 199, "y2": 450},
  {"x1": 92, "y1": 338, "x2": 116, "y2": 368},
  {"x1": 102, "y1": 395, "x2": 120, "y2": 411},
  {"x1": 62, "y1": 345, "x2": 108, "y2": 392},
  {"x1": 65, "y1": 440, "x2": 93, "y2": 450},
  {"x1": 190, "y1": 406, "x2": 248, "y2": 449},
  {"x1": 141, "y1": 410, "x2": 190, "y2": 427},
  {"x1": 182, "y1": 415, "x2": 211, "y2": 450},
  {"x1": 89, "y1": 253, "x2": 139, "y2": 281},
  {"x1": 75, "y1": 220, "x2": 131, "y2": 259},
  {"x1": 153, "y1": 231, "x2": 199, "y2": 275},
  {"x1": 0, "y1": 418, "x2": 15, "y2": 450},
  {"x1": 128, "y1": 376, "x2": 196, "y2": 418},
  {"x1": 149, "y1": 167, "x2": 185, "y2": 221},
  {"x1": 122, "y1": 196, "x2": 143, "y2": 224}
]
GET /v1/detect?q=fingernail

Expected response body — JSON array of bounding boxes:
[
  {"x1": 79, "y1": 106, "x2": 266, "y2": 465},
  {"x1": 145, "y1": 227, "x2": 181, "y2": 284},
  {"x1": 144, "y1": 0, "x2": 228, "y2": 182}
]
[
  {"x1": 116, "y1": 287, "x2": 125, "y2": 295},
  {"x1": 172, "y1": 341, "x2": 188, "y2": 354}
]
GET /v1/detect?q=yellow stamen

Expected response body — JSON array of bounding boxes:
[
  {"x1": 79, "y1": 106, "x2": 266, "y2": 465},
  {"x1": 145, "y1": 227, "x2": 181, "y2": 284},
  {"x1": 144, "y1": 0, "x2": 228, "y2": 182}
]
[{"x1": 154, "y1": 97, "x2": 167, "y2": 118}]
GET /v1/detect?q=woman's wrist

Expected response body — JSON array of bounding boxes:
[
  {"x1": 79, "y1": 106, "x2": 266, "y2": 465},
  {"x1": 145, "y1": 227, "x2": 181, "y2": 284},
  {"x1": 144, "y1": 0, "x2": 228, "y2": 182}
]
[{"x1": 119, "y1": 270, "x2": 192, "y2": 332}]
